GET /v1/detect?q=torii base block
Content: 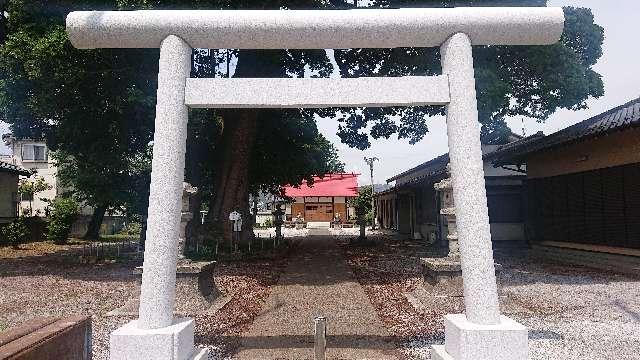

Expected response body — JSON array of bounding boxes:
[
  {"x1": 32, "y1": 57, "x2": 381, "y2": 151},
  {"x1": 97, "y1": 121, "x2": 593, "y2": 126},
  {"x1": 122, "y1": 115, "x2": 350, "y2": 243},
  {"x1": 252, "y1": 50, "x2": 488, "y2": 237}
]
[
  {"x1": 109, "y1": 318, "x2": 208, "y2": 360},
  {"x1": 430, "y1": 314, "x2": 528, "y2": 360}
]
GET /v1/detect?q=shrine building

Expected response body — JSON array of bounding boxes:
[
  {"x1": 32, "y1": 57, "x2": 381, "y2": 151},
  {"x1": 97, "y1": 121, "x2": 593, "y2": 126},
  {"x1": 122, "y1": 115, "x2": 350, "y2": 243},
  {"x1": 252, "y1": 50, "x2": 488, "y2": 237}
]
[{"x1": 283, "y1": 173, "x2": 359, "y2": 223}]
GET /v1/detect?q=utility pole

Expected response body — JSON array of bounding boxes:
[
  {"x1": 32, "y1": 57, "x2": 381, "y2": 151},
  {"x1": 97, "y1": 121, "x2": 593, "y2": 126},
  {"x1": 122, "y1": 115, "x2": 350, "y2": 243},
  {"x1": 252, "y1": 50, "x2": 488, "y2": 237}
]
[{"x1": 364, "y1": 156, "x2": 379, "y2": 230}]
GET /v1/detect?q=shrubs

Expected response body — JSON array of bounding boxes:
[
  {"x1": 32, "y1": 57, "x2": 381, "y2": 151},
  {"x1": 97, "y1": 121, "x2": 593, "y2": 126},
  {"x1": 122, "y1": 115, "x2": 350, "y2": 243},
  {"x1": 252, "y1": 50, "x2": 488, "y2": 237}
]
[
  {"x1": 46, "y1": 197, "x2": 79, "y2": 244},
  {"x1": 0, "y1": 217, "x2": 30, "y2": 248},
  {"x1": 117, "y1": 222, "x2": 142, "y2": 237}
]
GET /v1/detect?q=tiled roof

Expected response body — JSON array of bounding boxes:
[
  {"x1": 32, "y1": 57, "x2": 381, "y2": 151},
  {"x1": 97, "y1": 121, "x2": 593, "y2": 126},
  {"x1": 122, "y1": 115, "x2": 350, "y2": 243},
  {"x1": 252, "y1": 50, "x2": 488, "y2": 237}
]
[
  {"x1": 485, "y1": 131, "x2": 546, "y2": 163},
  {"x1": 386, "y1": 153, "x2": 450, "y2": 183},
  {"x1": 0, "y1": 161, "x2": 31, "y2": 176},
  {"x1": 492, "y1": 97, "x2": 640, "y2": 165},
  {"x1": 379, "y1": 135, "x2": 532, "y2": 196}
]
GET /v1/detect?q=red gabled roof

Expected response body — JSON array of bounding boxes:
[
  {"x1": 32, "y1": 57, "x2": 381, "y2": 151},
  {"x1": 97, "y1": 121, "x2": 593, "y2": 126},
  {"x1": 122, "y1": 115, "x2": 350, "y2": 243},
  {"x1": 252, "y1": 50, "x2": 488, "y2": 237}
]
[{"x1": 283, "y1": 173, "x2": 359, "y2": 197}]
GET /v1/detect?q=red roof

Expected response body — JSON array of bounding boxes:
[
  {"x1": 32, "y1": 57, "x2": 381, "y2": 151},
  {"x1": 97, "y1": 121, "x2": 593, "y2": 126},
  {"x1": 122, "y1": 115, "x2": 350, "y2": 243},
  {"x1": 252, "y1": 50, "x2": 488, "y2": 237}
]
[{"x1": 283, "y1": 173, "x2": 359, "y2": 197}]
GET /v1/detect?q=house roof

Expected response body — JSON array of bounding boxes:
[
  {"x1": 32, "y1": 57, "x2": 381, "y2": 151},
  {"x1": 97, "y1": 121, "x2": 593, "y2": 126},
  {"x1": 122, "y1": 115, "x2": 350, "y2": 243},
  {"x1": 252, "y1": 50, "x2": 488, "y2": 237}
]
[
  {"x1": 378, "y1": 134, "x2": 533, "y2": 196},
  {"x1": 283, "y1": 173, "x2": 359, "y2": 197},
  {"x1": 385, "y1": 130, "x2": 525, "y2": 183},
  {"x1": 0, "y1": 161, "x2": 31, "y2": 176},
  {"x1": 492, "y1": 97, "x2": 640, "y2": 166},
  {"x1": 386, "y1": 153, "x2": 450, "y2": 183}
]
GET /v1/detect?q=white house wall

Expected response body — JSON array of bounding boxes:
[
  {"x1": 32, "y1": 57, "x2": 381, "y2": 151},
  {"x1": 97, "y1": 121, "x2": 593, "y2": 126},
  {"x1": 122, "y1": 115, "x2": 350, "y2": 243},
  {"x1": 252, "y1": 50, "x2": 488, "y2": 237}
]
[{"x1": 7, "y1": 139, "x2": 94, "y2": 216}]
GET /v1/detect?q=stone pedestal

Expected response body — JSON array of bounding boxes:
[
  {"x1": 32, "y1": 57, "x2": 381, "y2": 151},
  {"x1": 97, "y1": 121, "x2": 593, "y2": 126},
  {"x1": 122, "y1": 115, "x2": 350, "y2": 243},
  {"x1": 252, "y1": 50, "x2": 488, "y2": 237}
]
[
  {"x1": 421, "y1": 257, "x2": 502, "y2": 297},
  {"x1": 423, "y1": 258, "x2": 462, "y2": 285},
  {"x1": 110, "y1": 318, "x2": 209, "y2": 360},
  {"x1": 430, "y1": 314, "x2": 528, "y2": 360},
  {"x1": 134, "y1": 261, "x2": 220, "y2": 314}
]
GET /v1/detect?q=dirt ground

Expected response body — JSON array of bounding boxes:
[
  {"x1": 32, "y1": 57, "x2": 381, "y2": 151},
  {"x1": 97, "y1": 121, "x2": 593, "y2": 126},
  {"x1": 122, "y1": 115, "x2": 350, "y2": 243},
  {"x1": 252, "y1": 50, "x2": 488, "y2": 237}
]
[
  {"x1": 2, "y1": 235, "x2": 639, "y2": 360},
  {"x1": 0, "y1": 241, "x2": 290, "y2": 360},
  {"x1": 337, "y1": 232, "x2": 640, "y2": 360}
]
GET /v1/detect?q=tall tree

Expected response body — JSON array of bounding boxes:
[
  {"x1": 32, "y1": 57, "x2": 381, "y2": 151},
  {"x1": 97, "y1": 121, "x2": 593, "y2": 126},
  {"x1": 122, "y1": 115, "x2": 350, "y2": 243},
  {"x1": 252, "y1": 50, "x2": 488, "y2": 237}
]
[
  {"x1": 191, "y1": 0, "x2": 604, "y2": 243},
  {"x1": 1, "y1": 0, "x2": 604, "y2": 245},
  {"x1": 0, "y1": 0, "x2": 159, "y2": 238},
  {"x1": 0, "y1": 0, "x2": 346, "y2": 244}
]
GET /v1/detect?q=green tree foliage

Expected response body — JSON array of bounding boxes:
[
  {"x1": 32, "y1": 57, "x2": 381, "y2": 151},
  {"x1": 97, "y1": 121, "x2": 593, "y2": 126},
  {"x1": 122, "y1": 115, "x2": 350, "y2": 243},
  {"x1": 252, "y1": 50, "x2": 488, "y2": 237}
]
[
  {"x1": 348, "y1": 185, "x2": 373, "y2": 238},
  {"x1": 17, "y1": 176, "x2": 51, "y2": 216},
  {"x1": 46, "y1": 197, "x2": 79, "y2": 244},
  {"x1": 0, "y1": 0, "x2": 158, "y2": 235},
  {"x1": 0, "y1": 0, "x2": 604, "y2": 243},
  {"x1": 0, "y1": 217, "x2": 30, "y2": 248},
  {"x1": 0, "y1": 1, "x2": 346, "y2": 233},
  {"x1": 329, "y1": 3, "x2": 604, "y2": 148},
  {"x1": 348, "y1": 185, "x2": 373, "y2": 223}
]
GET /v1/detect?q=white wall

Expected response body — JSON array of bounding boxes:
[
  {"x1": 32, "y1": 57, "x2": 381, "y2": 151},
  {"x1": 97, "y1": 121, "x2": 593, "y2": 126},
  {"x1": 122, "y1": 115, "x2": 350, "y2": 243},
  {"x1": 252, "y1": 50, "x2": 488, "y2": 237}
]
[
  {"x1": 8, "y1": 140, "x2": 58, "y2": 216},
  {"x1": 5, "y1": 138, "x2": 93, "y2": 216}
]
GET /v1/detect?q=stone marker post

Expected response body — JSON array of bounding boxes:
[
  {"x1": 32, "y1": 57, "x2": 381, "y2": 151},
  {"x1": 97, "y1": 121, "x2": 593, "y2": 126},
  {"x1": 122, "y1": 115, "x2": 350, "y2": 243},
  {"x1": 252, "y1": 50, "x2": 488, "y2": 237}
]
[{"x1": 314, "y1": 316, "x2": 327, "y2": 360}]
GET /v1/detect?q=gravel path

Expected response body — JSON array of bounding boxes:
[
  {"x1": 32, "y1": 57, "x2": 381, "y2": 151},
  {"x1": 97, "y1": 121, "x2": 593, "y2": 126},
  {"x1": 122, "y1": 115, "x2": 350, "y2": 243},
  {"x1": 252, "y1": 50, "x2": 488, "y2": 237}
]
[
  {"x1": 340, "y1": 236, "x2": 640, "y2": 360},
  {"x1": 0, "y1": 240, "x2": 291, "y2": 360},
  {"x1": 5, "y1": 237, "x2": 638, "y2": 360},
  {"x1": 235, "y1": 231, "x2": 399, "y2": 359},
  {"x1": 339, "y1": 237, "x2": 444, "y2": 360},
  {"x1": 0, "y1": 242, "x2": 139, "y2": 358},
  {"x1": 498, "y1": 253, "x2": 640, "y2": 360}
]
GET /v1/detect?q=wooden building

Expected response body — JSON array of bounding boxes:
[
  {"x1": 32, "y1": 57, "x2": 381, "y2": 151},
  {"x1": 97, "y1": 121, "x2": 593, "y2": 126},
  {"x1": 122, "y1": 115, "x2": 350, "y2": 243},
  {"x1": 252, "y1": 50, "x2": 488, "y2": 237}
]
[
  {"x1": 0, "y1": 161, "x2": 31, "y2": 224},
  {"x1": 493, "y1": 97, "x2": 640, "y2": 269},
  {"x1": 282, "y1": 173, "x2": 358, "y2": 223},
  {"x1": 376, "y1": 135, "x2": 530, "y2": 247}
]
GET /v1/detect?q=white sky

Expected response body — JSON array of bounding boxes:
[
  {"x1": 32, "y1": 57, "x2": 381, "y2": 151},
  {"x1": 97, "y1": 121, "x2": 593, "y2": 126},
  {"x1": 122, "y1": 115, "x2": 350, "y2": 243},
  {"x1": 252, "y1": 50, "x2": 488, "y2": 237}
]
[{"x1": 2, "y1": 1, "x2": 639, "y2": 187}]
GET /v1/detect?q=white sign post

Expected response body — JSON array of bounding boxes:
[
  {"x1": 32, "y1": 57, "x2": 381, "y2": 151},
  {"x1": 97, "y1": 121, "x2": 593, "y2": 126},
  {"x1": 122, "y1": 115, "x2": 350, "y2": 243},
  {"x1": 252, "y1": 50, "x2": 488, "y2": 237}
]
[
  {"x1": 228, "y1": 210, "x2": 242, "y2": 251},
  {"x1": 67, "y1": 7, "x2": 564, "y2": 360}
]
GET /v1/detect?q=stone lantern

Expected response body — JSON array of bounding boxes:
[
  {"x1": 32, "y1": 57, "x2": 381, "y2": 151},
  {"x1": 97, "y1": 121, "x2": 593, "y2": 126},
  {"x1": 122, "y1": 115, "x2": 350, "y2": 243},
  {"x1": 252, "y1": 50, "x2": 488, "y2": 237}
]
[
  {"x1": 433, "y1": 173, "x2": 459, "y2": 258},
  {"x1": 177, "y1": 182, "x2": 198, "y2": 261},
  {"x1": 421, "y1": 164, "x2": 501, "y2": 297},
  {"x1": 129, "y1": 182, "x2": 220, "y2": 317},
  {"x1": 272, "y1": 203, "x2": 285, "y2": 239},
  {"x1": 420, "y1": 164, "x2": 464, "y2": 295}
]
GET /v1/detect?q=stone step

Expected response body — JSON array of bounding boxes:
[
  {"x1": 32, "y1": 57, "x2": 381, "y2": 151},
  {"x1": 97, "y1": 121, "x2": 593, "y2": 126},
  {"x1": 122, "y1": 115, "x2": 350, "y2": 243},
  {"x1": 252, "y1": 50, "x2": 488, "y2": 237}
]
[{"x1": 306, "y1": 221, "x2": 330, "y2": 229}]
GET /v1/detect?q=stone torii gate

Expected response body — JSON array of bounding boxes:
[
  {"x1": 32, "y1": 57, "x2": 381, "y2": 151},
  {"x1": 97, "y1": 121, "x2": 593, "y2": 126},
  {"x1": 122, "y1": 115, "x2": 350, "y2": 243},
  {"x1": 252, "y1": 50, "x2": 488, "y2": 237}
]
[{"x1": 66, "y1": 7, "x2": 564, "y2": 360}]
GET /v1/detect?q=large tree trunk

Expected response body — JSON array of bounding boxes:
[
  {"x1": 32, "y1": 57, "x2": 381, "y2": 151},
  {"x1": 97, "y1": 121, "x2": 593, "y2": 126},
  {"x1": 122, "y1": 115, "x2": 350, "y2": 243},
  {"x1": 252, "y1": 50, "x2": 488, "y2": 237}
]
[
  {"x1": 205, "y1": 49, "x2": 283, "y2": 245},
  {"x1": 207, "y1": 109, "x2": 258, "y2": 245},
  {"x1": 83, "y1": 205, "x2": 106, "y2": 239}
]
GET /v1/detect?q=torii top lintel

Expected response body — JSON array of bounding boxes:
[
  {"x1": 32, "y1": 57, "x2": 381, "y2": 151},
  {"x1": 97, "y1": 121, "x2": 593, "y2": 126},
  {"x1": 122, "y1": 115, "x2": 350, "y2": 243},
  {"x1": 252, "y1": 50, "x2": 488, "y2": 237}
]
[{"x1": 66, "y1": 7, "x2": 564, "y2": 50}]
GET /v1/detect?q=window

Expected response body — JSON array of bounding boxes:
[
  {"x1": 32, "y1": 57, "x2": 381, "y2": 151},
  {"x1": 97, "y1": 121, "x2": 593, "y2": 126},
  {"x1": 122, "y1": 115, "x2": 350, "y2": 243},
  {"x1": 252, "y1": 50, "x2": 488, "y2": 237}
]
[{"x1": 22, "y1": 144, "x2": 47, "y2": 162}]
